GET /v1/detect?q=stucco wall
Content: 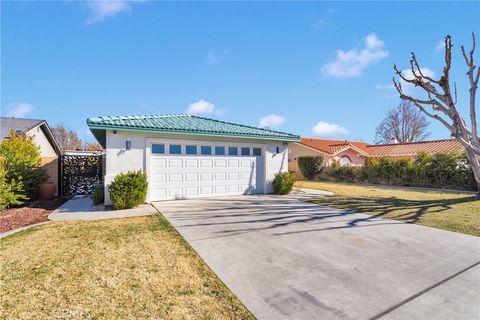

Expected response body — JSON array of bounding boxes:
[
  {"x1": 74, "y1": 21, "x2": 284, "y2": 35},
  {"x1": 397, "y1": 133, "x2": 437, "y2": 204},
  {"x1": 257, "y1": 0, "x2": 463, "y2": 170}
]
[
  {"x1": 27, "y1": 126, "x2": 57, "y2": 158},
  {"x1": 41, "y1": 157, "x2": 59, "y2": 196},
  {"x1": 27, "y1": 126, "x2": 59, "y2": 196},
  {"x1": 104, "y1": 130, "x2": 289, "y2": 204},
  {"x1": 330, "y1": 149, "x2": 366, "y2": 166}
]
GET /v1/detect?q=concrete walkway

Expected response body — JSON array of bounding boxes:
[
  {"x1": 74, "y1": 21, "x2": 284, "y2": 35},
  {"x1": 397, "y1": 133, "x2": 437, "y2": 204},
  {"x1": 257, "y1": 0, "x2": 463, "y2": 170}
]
[
  {"x1": 154, "y1": 194, "x2": 480, "y2": 320},
  {"x1": 48, "y1": 197, "x2": 158, "y2": 221}
]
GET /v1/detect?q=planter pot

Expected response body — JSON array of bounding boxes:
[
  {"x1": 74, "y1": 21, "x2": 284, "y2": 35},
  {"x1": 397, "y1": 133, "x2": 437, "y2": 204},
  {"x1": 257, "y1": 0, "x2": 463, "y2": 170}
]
[{"x1": 39, "y1": 182, "x2": 56, "y2": 200}]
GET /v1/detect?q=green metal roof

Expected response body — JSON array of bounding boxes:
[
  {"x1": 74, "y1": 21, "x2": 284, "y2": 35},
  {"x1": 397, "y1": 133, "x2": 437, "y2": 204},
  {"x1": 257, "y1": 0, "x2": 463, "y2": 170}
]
[{"x1": 87, "y1": 114, "x2": 300, "y2": 147}]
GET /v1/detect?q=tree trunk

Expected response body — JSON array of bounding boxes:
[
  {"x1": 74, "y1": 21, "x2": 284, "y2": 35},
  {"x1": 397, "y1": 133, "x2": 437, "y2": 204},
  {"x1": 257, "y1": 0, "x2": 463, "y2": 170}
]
[{"x1": 465, "y1": 147, "x2": 480, "y2": 197}]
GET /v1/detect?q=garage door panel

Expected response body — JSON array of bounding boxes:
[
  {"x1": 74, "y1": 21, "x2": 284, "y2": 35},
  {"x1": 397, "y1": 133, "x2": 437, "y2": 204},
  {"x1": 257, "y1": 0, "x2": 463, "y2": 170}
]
[
  {"x1": 184, "y1": 187, "x2": 198, "y2": 196},
  {"x1": 185, "y1": 173, "x2": 198, "y2": 181},
  {"x1": 169, "y1": 159, "x2": 183, "y2": 167},
  {"x1": 200, "y1": 159, "x2": 213, "y2": 167},
  {"x1": 168, "y1": 188, "x2": 183, "y2": 197},
  {"x1": 228, "y1": 159, "x2": 239, "y2": 167},
  {"x1": 151, "y1": 158, "x2": 167, "y2": 168},
  {"x1": 215, "y1": 185, "x2": 227, "y2": 194},
  {"x1": 168, "y1": 173, "x2": 183, "y2": 182},
  {"x1": 185, "y1": 159, "x2": 198, "y2": 168},
  {"x1": 214, "y1": 159, "x2": 227, "y2": 167},
  {"x1": 215, "y1": 172, "x2": 226, "y2": 180},
  {"x1": 150, "y1": 173, "x2": 167, "y2": 183},
  {"x1": 200, "y1": 173, "x2": 213, "y2": 181},
  {"x1": 149, "y1": 144, "x2": 264, "y2": 201},
  {"x1": 200, "y1": 186, "x2": 213, "y2": 195}
]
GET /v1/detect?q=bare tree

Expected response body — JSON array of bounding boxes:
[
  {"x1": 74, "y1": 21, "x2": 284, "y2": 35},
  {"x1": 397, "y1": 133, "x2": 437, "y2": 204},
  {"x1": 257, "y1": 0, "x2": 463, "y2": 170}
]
[
  {"x1": 393, "y1": 33, "x2": 480, "y2": 194},
  {"x1": 375, "y1": 100, "x2": 430, "y2": 144},
  {"x1": 51, "y1": 124, "x2": 82, "y2": 151},
  {"x1": 82, "y1": 142, "x2": 103, "y2": 151}
]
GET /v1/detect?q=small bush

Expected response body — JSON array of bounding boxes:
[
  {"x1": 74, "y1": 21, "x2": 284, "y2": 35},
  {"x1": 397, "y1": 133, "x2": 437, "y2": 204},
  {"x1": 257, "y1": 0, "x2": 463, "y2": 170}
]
[
  {"x1": 0, "y1": 155, "x2": 28, "y2": 210},
  {"x1": 298, "y1": 156, "x2": 324, "y2": 180},
  {"x1": 109, "y1": 170, "x2": 148, "y2": 209},
  {"x1": 92, "y1": 184, "x2": 104, "y2": 206},
  {"x1": 272, "y1": 172, "x2": 295, "y2": 195}
]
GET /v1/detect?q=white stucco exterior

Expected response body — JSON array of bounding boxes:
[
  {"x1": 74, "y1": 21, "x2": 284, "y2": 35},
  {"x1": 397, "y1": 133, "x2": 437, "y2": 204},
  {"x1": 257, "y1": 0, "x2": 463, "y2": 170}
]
[{"x1": 103, "y1": 130, "x2": 289, "y2": 204}]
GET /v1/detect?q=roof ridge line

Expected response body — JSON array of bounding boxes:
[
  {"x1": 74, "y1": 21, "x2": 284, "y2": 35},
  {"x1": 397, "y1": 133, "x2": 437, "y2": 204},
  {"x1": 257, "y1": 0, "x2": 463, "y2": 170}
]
[
  {"x1": 189, "y1": 114, "x2": 300, "y2": 138},
  {"x1": 369, "y1": 138, "x2": 457, "y2": 147}
]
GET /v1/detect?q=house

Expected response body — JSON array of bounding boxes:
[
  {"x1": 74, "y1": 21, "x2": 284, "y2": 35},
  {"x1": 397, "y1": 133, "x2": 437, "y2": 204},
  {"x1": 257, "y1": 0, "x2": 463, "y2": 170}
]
[
  {"x1": 87, "y1": 114, "x2": 300, "y2": 204},
  {"x1": 0, "y1": 117, "x2": 62, "y2": 198},
  {"x1": 289, "y1": 137, "x2": 465, "y2": 179}
]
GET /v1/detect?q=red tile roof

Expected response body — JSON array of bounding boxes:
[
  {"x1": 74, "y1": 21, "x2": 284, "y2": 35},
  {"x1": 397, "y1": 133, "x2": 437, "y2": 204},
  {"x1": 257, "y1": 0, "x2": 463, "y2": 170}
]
[
  {"x1": 299, "y1": 138, "x2": 371, "y2": 155},
  {"x1": 298, "y1": 138, "x2": 464, "y2": 157},
  {"x1": 366, "y1": 139, "x2": 464, "y2": 156}
]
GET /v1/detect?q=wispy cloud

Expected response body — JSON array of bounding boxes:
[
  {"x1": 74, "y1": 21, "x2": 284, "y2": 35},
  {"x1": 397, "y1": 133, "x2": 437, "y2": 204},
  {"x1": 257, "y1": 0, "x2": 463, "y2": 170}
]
[
  {"x1": 435, "y1": 40, "x2": 445, "y2": 51},
  {"x1": 259, "y1": 114, "x2": 285, "y2": 129},
  {"x1": 322, "y1": 33, "x2": 389, "y2": 78},
  {"x1": 312, "y1": 121, "x2": 348, "y2": 137},
  {"x1": 375, "y1": 84, "x2": 395, "y2": 91},
  {"x1": 206, "y1": 49, "x2": 228, "y2": 65},
  {"x1": 186, "y1": 99, "x2": 216, "y2": 116},
  {"x1": 6, "y1": 102, "x2": 33, "y2": 118},
  {"x1": 84, "y1": 0, "x2": 142, "y2": 25}
]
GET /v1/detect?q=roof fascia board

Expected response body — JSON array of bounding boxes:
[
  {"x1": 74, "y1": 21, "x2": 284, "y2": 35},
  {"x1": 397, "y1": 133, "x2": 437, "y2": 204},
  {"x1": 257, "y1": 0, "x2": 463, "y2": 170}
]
[{"x1": 88, "y1": 125, "x2": 301, "y2": 142}]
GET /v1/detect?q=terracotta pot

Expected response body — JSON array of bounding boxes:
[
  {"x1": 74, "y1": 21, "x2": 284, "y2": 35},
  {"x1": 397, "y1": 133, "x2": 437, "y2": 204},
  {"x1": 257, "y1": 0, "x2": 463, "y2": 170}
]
[{"x1": 39, "y1": 182, "x2": 56, "y2": 200}]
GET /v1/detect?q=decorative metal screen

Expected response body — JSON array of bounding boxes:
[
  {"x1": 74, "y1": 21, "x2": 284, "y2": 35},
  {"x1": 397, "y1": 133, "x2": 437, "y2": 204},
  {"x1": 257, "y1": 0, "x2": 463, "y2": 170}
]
[{"x1": 61, "y1": 154, "x2": 103, "y2": 196}]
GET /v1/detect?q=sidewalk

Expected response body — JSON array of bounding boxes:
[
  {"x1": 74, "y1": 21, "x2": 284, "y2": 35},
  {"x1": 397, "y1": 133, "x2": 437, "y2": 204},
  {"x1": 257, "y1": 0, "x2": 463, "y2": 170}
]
[{"x1": 48, "y1": 197, "x2": 158, "y2": 221}]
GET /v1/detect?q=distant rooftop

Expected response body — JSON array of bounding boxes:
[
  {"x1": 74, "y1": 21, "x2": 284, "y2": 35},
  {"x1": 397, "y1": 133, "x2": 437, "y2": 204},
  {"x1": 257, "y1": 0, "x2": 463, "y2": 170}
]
[
  {"x1": 0, "y1": 117, "x2": 45, "y2": 140},
  {"x1": 299, "y1": 137, "x2": 464, "y2": 157}
]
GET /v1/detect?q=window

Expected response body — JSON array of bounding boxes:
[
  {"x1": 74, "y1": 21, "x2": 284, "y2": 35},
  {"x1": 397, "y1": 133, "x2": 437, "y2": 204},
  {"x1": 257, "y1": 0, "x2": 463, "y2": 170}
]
[
  {"x1": 201, "y1": 146, "x2": 212, "y2": 155},
  {"x1": 339, "y1": 156, "x2": 352, "y2": 166},
  {"x1": 152, "y1": 144, "x2": 165, "y2": 154},
  {"x1": 215, "y1": 146, "x2": 225, "y2": 155},
  {"x1": 186, "y1": 145, "x2": 197, "y2": 155},
  {"x1": 253, "y1": 148, "x2": 261, "y2": 156},
  {"x1": 228, "y1": 147, "x2": 238, "y2": 156},
  {"x1": 241, "y1": 147, "x2": 250, "y2": 156},
  {"x1": 169, "y1": 144, "x2": 181, "y2": 155}
]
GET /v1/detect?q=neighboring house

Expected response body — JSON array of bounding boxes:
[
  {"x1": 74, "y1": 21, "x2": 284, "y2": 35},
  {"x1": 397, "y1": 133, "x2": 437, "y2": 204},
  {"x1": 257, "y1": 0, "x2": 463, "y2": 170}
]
[
  {"x1": 289, "y1": 137, "x2": 465, "y2": 179},
  {"x1": 0, "y1": 117, "x2": 62, "y2": 197},
  {"x1": 87, "y1": 114, "x2": 300, "y2": 204}
]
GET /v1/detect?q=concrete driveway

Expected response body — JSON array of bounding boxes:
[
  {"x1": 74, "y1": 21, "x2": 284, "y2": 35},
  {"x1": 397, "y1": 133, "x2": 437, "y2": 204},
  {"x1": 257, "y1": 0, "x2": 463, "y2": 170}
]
[{"x1": 153, "y1": 195, "x2": 480, "y2": 320}]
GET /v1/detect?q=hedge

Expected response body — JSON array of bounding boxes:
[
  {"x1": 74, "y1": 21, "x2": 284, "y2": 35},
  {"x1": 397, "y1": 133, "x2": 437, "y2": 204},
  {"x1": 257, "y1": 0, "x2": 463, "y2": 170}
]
[
  {"x1": 319, "y1": 152, "x2": 476, "y2": 191},
  {"x1": 297, "y1": 156, "x2": 324, "y2": 180}
]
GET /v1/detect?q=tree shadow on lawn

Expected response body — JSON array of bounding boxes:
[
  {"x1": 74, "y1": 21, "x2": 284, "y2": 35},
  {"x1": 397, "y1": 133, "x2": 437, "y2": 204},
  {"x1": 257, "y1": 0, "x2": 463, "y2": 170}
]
[{"x1": 307, "y1": 195, "x2": 476, "y2": 225}]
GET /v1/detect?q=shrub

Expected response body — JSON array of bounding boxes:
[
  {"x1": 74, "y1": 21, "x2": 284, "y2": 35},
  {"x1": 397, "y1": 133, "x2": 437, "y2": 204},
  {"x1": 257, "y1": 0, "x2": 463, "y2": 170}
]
[
  {"x1": 0, "y1": 155, "x2": 28, "y2": 210},
  {"x1": 272, "y1": 172, "x2": 295, "y2": 195},
  {"x1": 92, "y1": 184, "x2": 104, "y2": 206},
  {"x1": 297, "y1": 156, "x2": 324, "y2": 180},
  {"x1": 109, "y1": 170, "x2": 148, "y2": 209},
  {"x1": 0, "y1": 129, "x2": 47, "y2": 202},
  {"x1": 319, "y1": 151, "x2": 476, "y2": 191}
]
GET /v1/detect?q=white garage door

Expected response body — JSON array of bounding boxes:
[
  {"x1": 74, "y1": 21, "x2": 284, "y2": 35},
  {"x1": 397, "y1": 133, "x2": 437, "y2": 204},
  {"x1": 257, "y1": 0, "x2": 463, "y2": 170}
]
[{"x1": 148, "y1": 140, "x2": 264, "y2": 201}]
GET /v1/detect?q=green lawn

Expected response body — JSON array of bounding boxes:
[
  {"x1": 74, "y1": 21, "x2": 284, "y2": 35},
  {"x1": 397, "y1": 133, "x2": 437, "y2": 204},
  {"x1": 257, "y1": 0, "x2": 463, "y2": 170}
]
[
  {"x1": 0, "y1": 215, "x2": 254, "y2": 319},
  {"x1": 296, "y1": 181, "x2": 480, "y2": 236}
]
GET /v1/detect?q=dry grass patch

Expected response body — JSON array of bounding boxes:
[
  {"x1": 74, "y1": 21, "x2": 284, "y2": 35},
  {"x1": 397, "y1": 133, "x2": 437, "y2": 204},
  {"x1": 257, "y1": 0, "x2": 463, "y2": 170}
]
[
  {"x1": 296, "y1": 181, "x2": 480, "y2": 236},
  {"x1": 0, "y1": 215, "x2": 254, "y2": 319}
]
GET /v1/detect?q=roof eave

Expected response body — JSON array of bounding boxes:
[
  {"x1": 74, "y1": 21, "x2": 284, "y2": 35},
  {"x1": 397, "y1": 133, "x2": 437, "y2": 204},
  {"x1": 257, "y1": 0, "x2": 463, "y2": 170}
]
[{"x1": 87, "y1": 124, "x2": 301, "y2": 143}]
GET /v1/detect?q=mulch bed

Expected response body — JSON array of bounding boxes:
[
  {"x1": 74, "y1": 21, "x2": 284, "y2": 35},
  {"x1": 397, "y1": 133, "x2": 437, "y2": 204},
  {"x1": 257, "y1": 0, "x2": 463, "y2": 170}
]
[{"x1": 0, "y1": 198, "x2": 69, "y2": 233}]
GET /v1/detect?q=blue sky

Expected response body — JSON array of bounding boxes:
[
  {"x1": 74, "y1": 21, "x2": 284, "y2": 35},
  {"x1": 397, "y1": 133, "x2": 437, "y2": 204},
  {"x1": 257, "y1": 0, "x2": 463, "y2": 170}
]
[{"x1": 2, "y1": 1, "x2": 479, "y2": 143}]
